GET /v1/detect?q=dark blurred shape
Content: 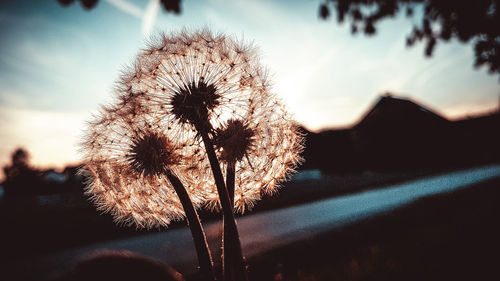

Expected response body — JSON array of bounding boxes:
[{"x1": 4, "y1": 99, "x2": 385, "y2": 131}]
[
  {"x1": 319, "y1": 3, "x2": 330, "y2": 19},
  {"x1": 2, "y1": 148, "x2": 40, "y2": 204},
  {"x1": 57, "y1": 0, "x2": 97, "y2": 10},
  {"x1": 56, "y1": 0, "x2": 182, "y2": 14},
  {"x1": 319, "y1": 0, "x2": 500, "y2": 76},
  {"x1": 1, "y1": 147, "x2": 86, "y2": 207},
  {"x1": 54, "y1": 250, "x2": 185, "y2": 281},
  {"x1": 57, "y1": 0, "x2": 75, "y2": 6},
  {"x1": 80, "y1": 0, "x2": 98, "y2": 10},
  {"x1": 301, "y1": 94, "x2": 500, "y2": 173},
  {"x1": 11, "y1": 147, "x2": 29, "y2": 167},
  {"x1": 161, "y1": 0, "x2": 181, "y2": 14}
]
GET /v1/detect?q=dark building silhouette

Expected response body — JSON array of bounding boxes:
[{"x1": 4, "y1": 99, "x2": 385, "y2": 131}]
[{"x1": 301, "y1": 94, "x2": 500, "y2": 173}]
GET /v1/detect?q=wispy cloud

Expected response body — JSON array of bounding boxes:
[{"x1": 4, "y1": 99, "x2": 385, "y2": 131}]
[
  {"x1": 104, "y1": 0, "x2": 143, "y2": 18},
  {"x1": 105, "y1": 0, "x2": 159, "y2": 37},
  {"x1": 142, "y1": 0, "x2": 160, "y2": 36}
]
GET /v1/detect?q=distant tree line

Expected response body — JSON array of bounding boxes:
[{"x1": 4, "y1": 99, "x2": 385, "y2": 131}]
[{"x1": 2, "y1": 148, "x2": 84, "y2": 204}]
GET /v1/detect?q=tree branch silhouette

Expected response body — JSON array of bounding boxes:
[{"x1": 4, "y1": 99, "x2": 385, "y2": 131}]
[{"x1": 319, "y1": 0, "x2": 500, "y2": 77}]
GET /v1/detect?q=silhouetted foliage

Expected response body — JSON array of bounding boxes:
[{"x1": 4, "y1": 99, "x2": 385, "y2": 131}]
[
  {"x1": 56, "y1": 0, "x2": 182, "y2": 14},
  {"x1": 2, "y1": 148, "x2": 40, "y2": 198},
  {"x1": 57, "y1": 0, "x2": 98, "y2": 10},
  {"x1": 319, "y1": 0, "x2": 500, "y2": 76},
  {"x1": 161, "y1": 0, "x2": 181, "y2": 14}
]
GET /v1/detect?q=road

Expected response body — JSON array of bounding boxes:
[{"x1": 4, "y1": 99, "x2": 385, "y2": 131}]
[{"x1": 9, "y1": 165, "x2": 500, "y2": 280}]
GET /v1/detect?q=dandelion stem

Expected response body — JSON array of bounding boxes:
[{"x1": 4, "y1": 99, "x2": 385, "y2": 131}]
[
  {"x1": 199, "y1": 130, "x2": 248, "y2": 281},
  {"x1": 165, "y1": 171, "x2": 216, "y2": 281},
  {"x1": 223, "y1": 163, "x2": 236, "y2": 281},
  {"x1": 226, "y1": 163, "x2": 235, "y2": 205}
]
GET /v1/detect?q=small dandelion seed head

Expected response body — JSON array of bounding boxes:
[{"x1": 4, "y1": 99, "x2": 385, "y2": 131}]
[
  {"x1": 206, "y1": 97, "x2": 305, "y2": 213},
  {"x1": 214, "y1": 119, "x2": 254, "y2": 164},
  {"x1": 127, "y1": 131, "x2": 180, "y2": 177},
  {"x1": 80, "y1": 103, "x2": 207, "y2": 228}
]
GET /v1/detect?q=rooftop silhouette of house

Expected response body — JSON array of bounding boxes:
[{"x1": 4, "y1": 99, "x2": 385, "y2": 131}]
[
  {"x1": 355, "y1": 93, "x2": 449, "y2": 131},
  {"x1": 301, "y1": 93, "x2": 500, "y2": 173},
  {"x1": 352, "y1": 94, "x2": 453, "y2": 170}
]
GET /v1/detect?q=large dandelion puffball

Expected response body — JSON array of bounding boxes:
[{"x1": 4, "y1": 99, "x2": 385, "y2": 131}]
[
  {"x1": 82, "y1": 29, "x2": 304, "y2": 225},
  {"x1": 121, "y1": 29, "x2": 269, "y2": 132},
  {"x1": 121, "y1": 29, "x2": 304, "y2": 213},
  {"x1": 81, "y1": 106, "x2": 211, "y2": 228}
]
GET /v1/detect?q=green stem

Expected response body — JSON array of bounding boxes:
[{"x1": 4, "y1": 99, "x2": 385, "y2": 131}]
[
  {"x1": 166, "y1": 171, "x2": 216, "y2": 281},
  {"x1": 199, "y1": 130, "x2": 248, "y2": 281}
]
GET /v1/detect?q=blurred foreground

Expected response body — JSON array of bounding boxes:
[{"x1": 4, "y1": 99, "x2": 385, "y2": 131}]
[
  {"x1": 2, "y1": 165, "x2": 499, "y2": 280},
  {"x1": 247, "y1": 177, "x2": 500, "y2": 281}
]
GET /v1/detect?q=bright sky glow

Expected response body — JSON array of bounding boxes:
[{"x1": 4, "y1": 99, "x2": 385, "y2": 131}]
[{"x1": 0, "y1": 0, "x2": 498, "y2": 173}]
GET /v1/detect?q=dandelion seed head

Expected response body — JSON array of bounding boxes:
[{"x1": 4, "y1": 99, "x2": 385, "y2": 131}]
[
  {"x1": 126, "y1": 28, "x2": 267, "y2": 134},
  {"x1": 170, "y1": 81, "x2": 220, "y2": 129},
  {"x1": 82, "y1": 28, "x2": 304, "y2": 223},
  {"x1": 215, "y1": 119, "x2": 255, "y2": 164},
  {"x1": 127, "y1": 131, "x2": 181, "y2": 177},
  {"x1": 207, "y1": 97, "x2": 305, "y2": 213},
  {"x1": 81, "y1": 105, "x2": 207, "y2": 228},
  {"x1": 118, "y1": 28, "x2": 304, "y2": 213}
]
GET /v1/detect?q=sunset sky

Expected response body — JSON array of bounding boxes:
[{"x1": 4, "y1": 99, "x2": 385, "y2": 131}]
[{"x1": 0, "y1": 0, "x2": 498, "y2": 173}]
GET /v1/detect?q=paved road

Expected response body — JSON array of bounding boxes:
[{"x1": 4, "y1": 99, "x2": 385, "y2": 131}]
[{"x1": 10, "y1": 165, "x2": 500, "y2": 280}]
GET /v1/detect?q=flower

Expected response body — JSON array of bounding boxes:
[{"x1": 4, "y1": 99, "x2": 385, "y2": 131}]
[
  {"x1": 121, "y1": 28, "x2": 267, "y2": 134},
  {"x1": 83, "y1": 28, "x2": 304, "y2": 220},
  {"x1": 210, "y1": 97, "x2": 305, "y2": 213},
  {"x1": 214, "y1": 119, "x2": 255, "y2": 165},
  {"x1": 116, "y1": 29, "x2": 304, "y2": 213},
  {"x1": 80, "y1": 104, "x2": 209, "y2": 228}
]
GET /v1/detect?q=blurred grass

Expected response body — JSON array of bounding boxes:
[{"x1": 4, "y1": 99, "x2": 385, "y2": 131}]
[
  {"x1": 0, "y1": 168, "x2": 453, "y2": 259},
  {"x1": 0, "y1": 204, "x2": 146, "y2": 258},
  {"x1": 242, "y1": 177, "x2": 500, "y2": 281}
]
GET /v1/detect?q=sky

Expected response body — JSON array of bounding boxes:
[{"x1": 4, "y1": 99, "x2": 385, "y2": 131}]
[{"x1": 0, "y1": 0, "x2": 498, "y2": 174}]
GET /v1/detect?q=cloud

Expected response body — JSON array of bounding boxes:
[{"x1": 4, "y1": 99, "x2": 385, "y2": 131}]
[
  {"x1": 443, "y1": 100, "x2": 498, "y2": 120},
  {"x1": 0, "y1": 12, "x2": 109, "y2": 112},
  {"x1": 104, "y1": 0, "x2": 143, "y2": 18},
  {"x1": 142, "y1": 0, "x2": 160, "y2": 37},
  {"x1": 0, "y1": 107, "x2": 87, "y2": 173},
  {"x1": 105, "y1": 0, "x2": 159, "y2": 37}
]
